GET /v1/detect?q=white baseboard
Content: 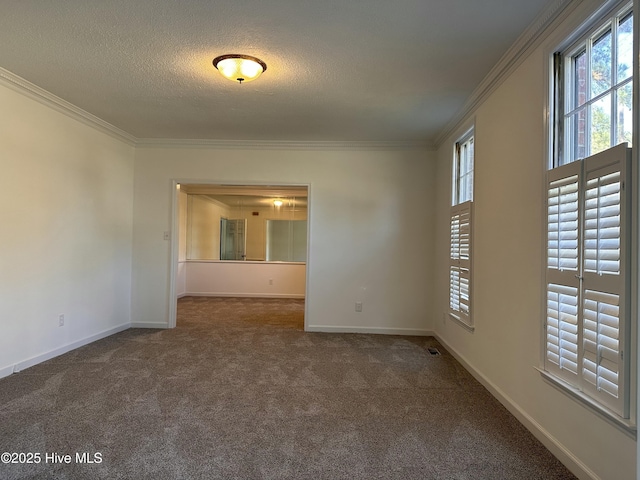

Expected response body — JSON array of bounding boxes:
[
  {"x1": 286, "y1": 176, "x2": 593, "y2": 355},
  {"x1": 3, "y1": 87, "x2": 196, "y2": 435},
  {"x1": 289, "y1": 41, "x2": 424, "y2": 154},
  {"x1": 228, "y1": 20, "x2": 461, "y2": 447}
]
[
  {"x1": 4, "y1": 323, "x2": 131, "y2": 377},
  {"x1": 184, "y1": 292, "x2": 305, "y2": 299},
  {"x1": 433, "y1": 334, "x2": 597, "y2": 480},
  {"x1": 130, "y1": 322, "x2": 169, "y2": 329},
  {"x1": 307, "y1": 325, "x2": 435, "y2": 336},
  {"x1": 0, "y1": 365, "x2": 14, "y2": 379}
]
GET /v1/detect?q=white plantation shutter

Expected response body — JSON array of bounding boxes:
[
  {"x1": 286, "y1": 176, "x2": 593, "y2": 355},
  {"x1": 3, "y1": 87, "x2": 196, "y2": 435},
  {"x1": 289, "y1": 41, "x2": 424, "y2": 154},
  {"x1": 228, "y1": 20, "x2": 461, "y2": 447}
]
[
  {"x1": 546, "y1": 283, "x2": 579, "y2": 376},
  {"x1": 582, "y1": 290, "x2": 620, "y2": 400},
  {"x1": 547, "y1": 167, "x2": 580, "y2": 272},
  {"x1": 583, "y1": 171, "x2": 621, "y2": 275},
  {"x1": 580, "y1": 148, "x2": 630, "y2": 415},
  {"x1": 450, "y1": 201, "x2": 472, "y2": 326},
  {"x1": 545, "y1": 161, "x2": 581, "y2": 383},
  {"x1": 544, "y1": 143, "x2": 630, "y2": 418}
]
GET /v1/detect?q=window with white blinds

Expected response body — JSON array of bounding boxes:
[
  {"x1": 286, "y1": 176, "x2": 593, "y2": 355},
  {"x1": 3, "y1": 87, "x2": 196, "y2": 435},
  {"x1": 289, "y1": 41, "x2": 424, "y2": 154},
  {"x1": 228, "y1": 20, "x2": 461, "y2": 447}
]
[
  {"x1": 450, "y1": 129, "x2": 474, "y2": 328},
  {"x1": 544, "y1": 143, "x2": 631, "y2": 417}
]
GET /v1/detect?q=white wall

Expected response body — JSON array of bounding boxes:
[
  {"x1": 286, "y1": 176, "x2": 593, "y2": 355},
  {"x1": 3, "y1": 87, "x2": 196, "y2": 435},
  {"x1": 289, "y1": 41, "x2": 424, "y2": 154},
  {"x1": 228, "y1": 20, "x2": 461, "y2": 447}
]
[
  {"x1": 185, "y1": 261, "x2": 305, "y2": 298},
  {"x1": 186, "y1": 194, "x2": 230, "y2": 259},
  {"x1": 132, "y1": 146, "x2": 435, "y2": 335},
  {"x1": 433, "y1": 4, "x2": 636, "y2": 479},
  {"x1": 0, "y1": 82, "x2": 134, "y2": 376}
]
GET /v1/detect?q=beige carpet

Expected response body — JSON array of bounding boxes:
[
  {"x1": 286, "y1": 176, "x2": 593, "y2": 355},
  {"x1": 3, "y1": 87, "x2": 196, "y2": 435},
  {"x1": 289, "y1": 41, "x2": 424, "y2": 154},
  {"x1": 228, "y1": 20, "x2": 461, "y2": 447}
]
[{"x1": 0, "y1": 296, "x2": 575, "y2": 479}]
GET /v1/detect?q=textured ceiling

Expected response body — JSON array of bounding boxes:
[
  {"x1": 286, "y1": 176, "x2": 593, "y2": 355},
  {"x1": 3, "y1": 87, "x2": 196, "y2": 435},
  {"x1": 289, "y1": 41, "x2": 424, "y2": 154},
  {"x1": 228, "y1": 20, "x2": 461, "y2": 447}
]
[{"x1": 0, "y1": 0, "x2": 552, "y2": 143}]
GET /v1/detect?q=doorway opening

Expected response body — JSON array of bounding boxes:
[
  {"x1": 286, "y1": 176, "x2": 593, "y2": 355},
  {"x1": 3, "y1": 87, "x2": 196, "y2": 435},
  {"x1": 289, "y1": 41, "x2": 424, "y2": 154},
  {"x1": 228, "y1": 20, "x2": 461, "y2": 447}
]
[{"x1": 169, "y1": 182, "x2": 310, "y2": 329}]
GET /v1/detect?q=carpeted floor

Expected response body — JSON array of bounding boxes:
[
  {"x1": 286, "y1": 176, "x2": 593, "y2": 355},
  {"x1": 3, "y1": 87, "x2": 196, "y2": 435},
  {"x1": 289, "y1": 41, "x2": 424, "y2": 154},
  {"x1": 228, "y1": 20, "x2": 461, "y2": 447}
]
[{"x1": 0, "y1": 297, "x2": 576, "y2": 479}]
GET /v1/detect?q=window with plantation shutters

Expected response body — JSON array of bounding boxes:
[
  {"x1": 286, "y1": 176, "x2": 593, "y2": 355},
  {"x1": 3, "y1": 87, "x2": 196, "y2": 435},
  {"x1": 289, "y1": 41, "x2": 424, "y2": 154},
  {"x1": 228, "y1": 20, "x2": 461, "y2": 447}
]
[
  {"x1": 544, "y1": 143, "x2": 631, "y2": 418},
  {"x1": 450, "y1": 129, "x2": 474, "y2": 329}
]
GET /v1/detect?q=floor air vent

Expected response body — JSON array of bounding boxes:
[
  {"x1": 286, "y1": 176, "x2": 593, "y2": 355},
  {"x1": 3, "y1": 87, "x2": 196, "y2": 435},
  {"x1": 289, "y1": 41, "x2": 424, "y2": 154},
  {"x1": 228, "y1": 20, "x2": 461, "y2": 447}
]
[{"x1": 427, "y1": 347, "x2": 441, "y2": 356}]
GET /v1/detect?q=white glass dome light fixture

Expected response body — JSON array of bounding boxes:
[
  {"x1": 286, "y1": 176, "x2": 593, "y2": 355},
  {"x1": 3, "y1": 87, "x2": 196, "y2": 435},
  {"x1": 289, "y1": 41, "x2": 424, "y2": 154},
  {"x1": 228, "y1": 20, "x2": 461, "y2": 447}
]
[{"x1": 212, "y1": 54, "x2": 267, "y2": 84}]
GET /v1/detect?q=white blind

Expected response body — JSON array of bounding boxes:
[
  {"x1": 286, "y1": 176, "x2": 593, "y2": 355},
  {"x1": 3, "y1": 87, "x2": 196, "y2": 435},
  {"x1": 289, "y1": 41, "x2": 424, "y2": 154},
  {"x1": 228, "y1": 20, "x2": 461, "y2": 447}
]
[
  {"x1": 580, "y1": 151, "x2": 628, "y2": 414},
  {"x1": 545, "y1": 161, "x2": 581, "y2": 385},
  {"x1": 450, "y1": 205, "x2": 470, "y2": 261},
  {"x1": 547, "y1": 174, "x2": 579, "y2": 271},
  {"x1": 450, "y1": 201, "x2": 472, "y2": 325},
  {"x1": 584, "y1": 171, "x2": 621, "y2": 275},
  {"x1": 544, "y1": 143, "x2": 630, "y2": 417},
  {"x1": 583, "y1": 289, "x2": 620, "y2": 399},
  {"x1": 546, "y1": 283, "x2": 579, "y2": 376},
  {"x1": 450, "y1": 266, "x2": 470, "y2": 316}
]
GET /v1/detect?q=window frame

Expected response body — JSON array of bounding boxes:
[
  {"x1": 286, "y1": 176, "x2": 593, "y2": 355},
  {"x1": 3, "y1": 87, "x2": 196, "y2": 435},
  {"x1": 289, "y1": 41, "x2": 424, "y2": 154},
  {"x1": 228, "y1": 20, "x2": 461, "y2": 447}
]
[
  {"x1": 544, "y1": 0, "x2": 637, "y2": 432},
  {"x1": 553, "y1": 2, "x2": 633, "y2": 167},
  {"x1": 449, "y1": 127, "x2": 475, "y2": 331},
  {"x1": 452, "y1": 130, "x2": 475, "y2": 206}
]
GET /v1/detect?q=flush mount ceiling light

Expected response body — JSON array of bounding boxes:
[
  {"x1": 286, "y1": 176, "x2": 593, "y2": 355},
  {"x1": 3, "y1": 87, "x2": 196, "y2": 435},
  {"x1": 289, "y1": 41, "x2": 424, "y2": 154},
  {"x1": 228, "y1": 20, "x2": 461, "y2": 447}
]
[{"x1": 212, "y1": 54, "x2": 267, "y2": 84}]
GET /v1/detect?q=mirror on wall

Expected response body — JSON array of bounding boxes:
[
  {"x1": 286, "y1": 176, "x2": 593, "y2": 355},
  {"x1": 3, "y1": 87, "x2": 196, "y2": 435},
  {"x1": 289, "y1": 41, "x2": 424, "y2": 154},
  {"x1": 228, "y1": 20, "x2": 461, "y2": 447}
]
[{"x1": 179, "y1": 184, "x2": 308, "y2": 262}]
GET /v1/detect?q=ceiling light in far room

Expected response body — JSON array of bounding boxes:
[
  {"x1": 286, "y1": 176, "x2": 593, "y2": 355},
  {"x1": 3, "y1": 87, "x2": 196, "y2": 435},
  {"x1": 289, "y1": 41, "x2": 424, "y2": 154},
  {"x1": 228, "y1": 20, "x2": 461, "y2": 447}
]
[
  {"x1": 273, "y1": 200, "x2": 283, "y2": 207},
  {"x1": 212, "y1": 54, "x2": 267, "y2": 84}
]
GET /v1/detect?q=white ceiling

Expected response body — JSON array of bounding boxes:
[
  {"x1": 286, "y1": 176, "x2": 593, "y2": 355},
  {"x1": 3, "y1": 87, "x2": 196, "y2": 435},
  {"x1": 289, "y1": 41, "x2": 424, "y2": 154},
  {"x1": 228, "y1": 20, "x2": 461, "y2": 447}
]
[{"x1": 0, "y1": 0, "x2": 553, "y2": 144}]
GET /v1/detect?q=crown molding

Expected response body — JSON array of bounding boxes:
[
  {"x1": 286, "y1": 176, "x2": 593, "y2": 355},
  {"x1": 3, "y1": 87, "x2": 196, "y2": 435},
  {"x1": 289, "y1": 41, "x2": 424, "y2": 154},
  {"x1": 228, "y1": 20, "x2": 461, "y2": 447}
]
[
  {"x1": 0, "y1": 67, "x2": 137, "y2": 146},
  {"x1": 134, "y1": 138, "x2": 435, "y2": 151},
  {"x1": 0, "y1": 66, "x2": 433, "y2": 151},
  {"x1": 433, "y1": 0, "x2": 578, "y2": 148}
]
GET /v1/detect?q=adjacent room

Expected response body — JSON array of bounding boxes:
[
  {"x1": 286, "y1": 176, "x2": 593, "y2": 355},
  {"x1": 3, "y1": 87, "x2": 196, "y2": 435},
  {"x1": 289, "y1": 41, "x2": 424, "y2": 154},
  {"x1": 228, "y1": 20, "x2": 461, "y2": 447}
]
[
  {"x1": 175, "y1": 184, "x2": 308, "y2": 302},
  {"x1": 0, "y1": 0, "x2": 637, "y2": 479}
]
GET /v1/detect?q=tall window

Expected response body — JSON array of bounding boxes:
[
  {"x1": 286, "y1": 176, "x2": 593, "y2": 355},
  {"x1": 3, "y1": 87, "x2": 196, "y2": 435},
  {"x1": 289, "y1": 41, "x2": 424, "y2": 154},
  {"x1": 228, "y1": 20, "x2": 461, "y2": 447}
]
[
  {"x1": 450, "y1": 130, "x2": 474, "y2": 328},
  {"x1": 546, "y1": 1, "x2": 634, "y2": 423},
  {"x1": 556, "y1": 3, "x2": 633, "y2": 166}
]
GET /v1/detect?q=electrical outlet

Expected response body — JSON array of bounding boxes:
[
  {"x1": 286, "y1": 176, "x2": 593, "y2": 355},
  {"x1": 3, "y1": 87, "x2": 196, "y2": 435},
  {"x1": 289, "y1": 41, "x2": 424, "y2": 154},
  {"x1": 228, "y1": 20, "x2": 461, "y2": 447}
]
[
  {"x1": 355, "y1": 302, "x2": 363, "y2": 312},
  {"x1": 59, "y1": 314, "x2": 65, "y2": 327},
  {"x1": 268, "y1": 278, "x2": 273, "y2": 285}
]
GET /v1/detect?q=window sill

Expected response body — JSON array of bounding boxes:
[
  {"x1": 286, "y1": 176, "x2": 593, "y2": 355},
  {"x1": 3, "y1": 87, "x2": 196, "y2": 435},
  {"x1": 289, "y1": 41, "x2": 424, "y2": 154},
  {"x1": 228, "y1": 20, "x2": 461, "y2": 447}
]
[
  {"x1": 448, "y1": 313, "x2": 475, "y2": 332},
  {"x1": 536, "y1": 368, "x2": 636, "y2": 439}
]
